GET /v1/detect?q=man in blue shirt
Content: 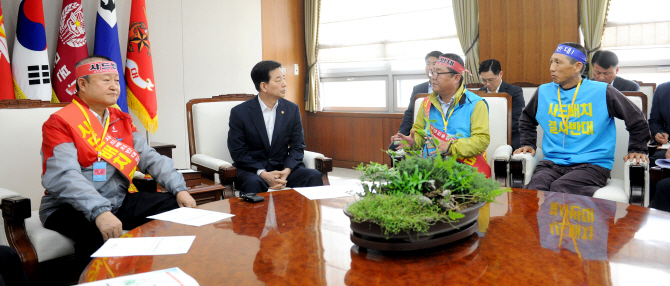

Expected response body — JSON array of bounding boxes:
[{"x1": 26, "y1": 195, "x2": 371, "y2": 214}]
[{"x1": 515, "y1": 43, "x2": 649, "y2": 197}]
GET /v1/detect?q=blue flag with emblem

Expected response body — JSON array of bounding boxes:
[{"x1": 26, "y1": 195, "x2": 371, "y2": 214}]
[{"x1": 93, "y1": 0, "x2": 128, "y2": 112}]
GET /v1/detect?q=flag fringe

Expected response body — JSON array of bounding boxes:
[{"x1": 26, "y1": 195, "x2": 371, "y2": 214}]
[
  {"x1": 126, "y1": 87, "x2": 158, "y2": 134},
  {"x1": 13, "y1": 77, "x2": 26, "y2": 99},
  {"x1": 51, "y1": 89, "x2": 60, "y2": 103}
]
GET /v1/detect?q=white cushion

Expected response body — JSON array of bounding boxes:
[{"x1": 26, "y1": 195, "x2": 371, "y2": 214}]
[
  {"x1": 492, "y1": 145, "x2": 513, "y2": 161},
  {"x1": 303, "y1": 151, "x2": 325, "y2": 169},
  {"x1": 192, "y1": 101, "x2": 244, "y2": 165},
  {"x1": 511, "y1": 148, "x2": 544, "y2": 186},
  {"x1": 0, "y1": 107, "x2": 62, "y2": 211},
  {"x1": 639, "y1": 85, "x2": 654, "y2": 118},
  {"x1": 413, "y1": 97, "x2": 424, "y2": 123},
  {"x1": 191, "y1": 153, "x2": 233, "y2": 170},
  {"x1": 483, "y1": 96, "x2": 509, "y2": 160},
  {"x1": 593, "y1": 179, "x2": 628, "y2": 203},
  {"x1": 25, "y1": 211, "x2": 74, "y2": 263}
]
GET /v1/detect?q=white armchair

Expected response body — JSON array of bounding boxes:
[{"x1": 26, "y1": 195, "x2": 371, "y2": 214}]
[
  {"x1": 0, "y1": 99, "x2": 78, "y2": 284},
  {"x1": 509, "y1": 92, "x2": 650, "y2": 206},
  {"x1": 186, "y1": 94, "x2": 332, "y2": 198}
]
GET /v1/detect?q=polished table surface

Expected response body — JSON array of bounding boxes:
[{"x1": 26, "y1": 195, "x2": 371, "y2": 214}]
[{"x1": 79, "y1": 188, "x2": 670, "y2": 285}]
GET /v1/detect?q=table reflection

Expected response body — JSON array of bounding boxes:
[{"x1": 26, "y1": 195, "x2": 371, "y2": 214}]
[{"x1": 78, "y1": 189, "x2": 670, "y2": 285}]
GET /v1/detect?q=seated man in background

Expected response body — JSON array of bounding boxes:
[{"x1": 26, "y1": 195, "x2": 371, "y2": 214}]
[
  {"x1": 389, "y1": 50, "x2": 442, "y2": 152},
  {"x1": 478, "y1": 59, "x2": 525, "y2": 149},
  {"x1": 394, "y1": 53, "x2": 491, "y2": 176},
  {"x1": 228, "y1": 60, "x2": 323, "y2": 194},
  {"x1": 40, "y1": 56, "x2": 195, "y2": 270},
  {"x1": 648, "y1": 81, "x2": 670, "y2": 165},
  {"x1": 591, "y1": 50, "x2": 640, "y2": 92},
  {"x1": 515, "y1": 43, "x2": 649, "y2": 197},
  {"x1": 652, "y1": 178, "x2": 670, "y2": 212}
]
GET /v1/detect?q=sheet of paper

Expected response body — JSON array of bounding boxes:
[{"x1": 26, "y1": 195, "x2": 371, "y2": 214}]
[
  {"x1": 656, "y1": 159, "x2": 670, "y2": 169},
  {"x1": 661, "y1": 143, "x2": 670, "y2": 149},
  {"x1": 293, "y1": 185, "x2": 358, "y2": 200},
  {"x1": 77, "y1": 267, "x2": 199, "y2": 286},
  {"x1": 148, "y1": 207, "x2": 234, "y2": 227},
  {"x1": 91, "y1": 236, "x2": 196, "y2": 257}
]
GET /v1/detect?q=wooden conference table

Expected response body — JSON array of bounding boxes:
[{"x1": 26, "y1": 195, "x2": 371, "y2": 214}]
[{"x1": 79, "y1": 188, "x2": 670, "y2": 285}]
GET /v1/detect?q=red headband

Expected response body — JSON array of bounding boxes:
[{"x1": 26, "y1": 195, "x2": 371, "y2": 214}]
[
  {"x1": 437, "y1": 56, "x2": 472, "y2": 76},
  {"x1": 75, "y1": 61, "x2": 118, "y2": 78}
]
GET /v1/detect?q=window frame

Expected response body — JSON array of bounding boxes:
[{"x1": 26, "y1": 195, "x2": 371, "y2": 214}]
[
  {"x1": 393, "y1": 74, "x2": 429, "y2": 112},
  {"x1": 319, "y1": 74, "x2": 392, "y2": 113}
]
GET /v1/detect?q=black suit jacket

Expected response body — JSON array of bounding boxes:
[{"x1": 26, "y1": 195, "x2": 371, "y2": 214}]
[
  {"x1": 398, "y1": 81, "x2": 430, "y2": 135},
  {"x1": 227, "y1": 96, "x2": 305, "y2": 173},
  {"x1": 479, "y1": 80, "x2": 525, "y2": 149}
]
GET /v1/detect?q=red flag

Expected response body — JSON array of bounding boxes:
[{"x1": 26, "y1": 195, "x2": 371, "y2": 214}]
[
  {"x1": 0, "y1": 4, "x2": 14, "y2": 100},
  {"x1": 53, "y1": 0, "x2": 88, "y2": 102},
  {"x1": 125, "y1": 0, "x2": 157, "y2": 133}
]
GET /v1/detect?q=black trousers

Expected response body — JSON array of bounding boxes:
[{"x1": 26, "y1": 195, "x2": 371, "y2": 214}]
[
  {"x1": 44, "y1": 192, "x2": 179, "y2": 271},
  {"x1": 236, "y1": 166, "x2": 323, "y2": 194},
  {"x1": 0, "y1": 246, "x2": 29, "y2": 286},
  {"x1": 526, "y1": 160, "x2": 610, "y2": 197},
  {"x1": 652, "y1": 178, "x2": 670, "y2": 212}
]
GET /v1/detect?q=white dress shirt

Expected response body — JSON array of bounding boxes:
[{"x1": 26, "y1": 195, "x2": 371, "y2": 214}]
[{"x1": 257, "y1": 95, "x2": 279, "y2": 175}]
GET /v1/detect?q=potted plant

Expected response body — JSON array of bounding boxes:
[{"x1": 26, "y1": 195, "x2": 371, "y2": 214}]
[{"x1": 344, "y1": 143, "x2": 509, "y2": 249}]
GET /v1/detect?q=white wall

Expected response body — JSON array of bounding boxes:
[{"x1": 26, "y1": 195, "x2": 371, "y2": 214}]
[{"x1": 1, "y1": 0, "x2": 262, "y2": 169}]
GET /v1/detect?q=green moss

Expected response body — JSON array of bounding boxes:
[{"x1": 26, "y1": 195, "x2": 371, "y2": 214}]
[{"x1": 347, "y1": 193, "x2": 448, "y2": 236}]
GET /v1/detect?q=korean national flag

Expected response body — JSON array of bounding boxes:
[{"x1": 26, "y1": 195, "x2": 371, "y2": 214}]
[
  {"x1": 94, "y1": 0, "x2": 128, "y2": 112},
  {"x1": 11, "y1": 0, "x2": 53, "y2": 101}
]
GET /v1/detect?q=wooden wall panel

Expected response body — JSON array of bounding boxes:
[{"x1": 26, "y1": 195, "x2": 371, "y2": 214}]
[
  {"x1": 306, "y1": 113, "x2": 403, "y2": 168},
  {"x1": 261, "y1": 0, "x2": 307, "y2": 124},
  {"x1": 479, "y1": 0, "x2": 579, "y2": 85}
]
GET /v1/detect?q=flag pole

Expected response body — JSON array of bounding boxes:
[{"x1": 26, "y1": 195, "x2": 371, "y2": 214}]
[{"x1": 146, "y1": 130, "x2": 151, "y2": 146}]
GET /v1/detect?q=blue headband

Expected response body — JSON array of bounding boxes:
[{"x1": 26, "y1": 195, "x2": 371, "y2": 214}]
[{"x1": 554, "y1": 44, "x2": 587, "y2": 64}]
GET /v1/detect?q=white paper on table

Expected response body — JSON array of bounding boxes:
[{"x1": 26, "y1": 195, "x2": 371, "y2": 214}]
[
  {"x1": 656, "y1": 158, "x2": 670, "y2": 169},
  {"x1": 77, "y1": 267, "x2": 199, "y2": 286},
  {"x1": 147, "y1": 207, "x2": 234, "y2": 227},
  {"x1": 293, "y1": 185, "x2": 358, "y2": 200},
  {"x1": 91, "y1": 236, "x2": 196, "y2": 257}
]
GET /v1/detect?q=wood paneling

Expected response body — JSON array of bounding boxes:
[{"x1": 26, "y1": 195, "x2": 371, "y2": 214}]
[
  {"x1": 479, "y1": 0, "x2": 579, "y2": 85},
  {"x1": 306, "y1": 112, "x2": 403, "y2": 168},
  {"x1": 261, "y1": 0, "x2": 307, "y2": 124}
]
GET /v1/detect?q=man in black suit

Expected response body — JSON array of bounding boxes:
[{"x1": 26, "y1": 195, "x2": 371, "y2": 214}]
[
  {"x1": 228, "y1": 60, "x2": 323, "y2": 194},
  {"x1": 591, "y1": 50, "x2": 640, "y2": 92},
  {"x1": 478, "y1": 59, "x2": 525, "y2": 150},
  {"x1": 389, "y1": 50, "x2": 442, "y2": 152}
]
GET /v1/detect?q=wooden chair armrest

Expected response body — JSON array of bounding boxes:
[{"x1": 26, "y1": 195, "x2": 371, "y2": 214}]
[
  {"x1": 315, "y1": 157, "x2": 333, "y2": 173},
  {"x1": 315, "y1": 157, "x2": 333, "y2": 186},
  {"x1": 1, "y1": 197, "x2": 38, "y2": 280},
  {"x1": 193, "y1": 163, "x2": 237, "y2": 199}
]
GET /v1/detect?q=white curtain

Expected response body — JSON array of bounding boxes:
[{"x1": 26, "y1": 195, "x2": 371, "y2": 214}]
[
  {"x1": 305, "y1": 0, "x2": 321, "y2": 112},
  {"x1": 452, "y1": 0, "x2": 481, "y2": 84}
]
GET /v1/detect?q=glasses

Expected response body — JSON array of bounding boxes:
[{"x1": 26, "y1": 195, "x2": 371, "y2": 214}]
[
  {"x1": 481, "y1": 77, "x2": 500, "y2": 84},
  {"x1": 429, "y1": 70, "x2": 457, "y2": 78}
]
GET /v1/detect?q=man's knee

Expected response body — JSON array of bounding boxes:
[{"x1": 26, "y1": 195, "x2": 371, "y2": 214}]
[
  {"x1": 305, "y1": 169, "x2": 323, "y2": 186},
  {"x1": 236, "y1": 174, "x2": 267, "y2": 194},
  {"x1": 548, "y1": 179, "x2": 571, "y2": 193},
  {"x1": 526, "y1": 172, "x2": 553, "y2": 191}
]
